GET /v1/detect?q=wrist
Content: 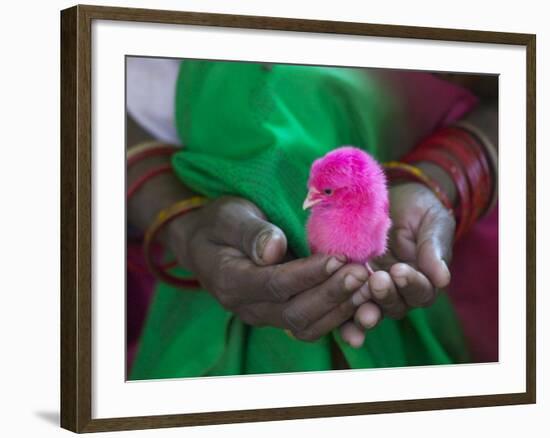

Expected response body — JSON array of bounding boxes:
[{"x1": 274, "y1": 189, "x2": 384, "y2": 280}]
[
  {"x1": 415, "y1": 161, "x2": 457, "y2": 206},
  {"x1": 127, "y1": 152, "x2": 197, "y2": 233},
  {"x1": 162, "y1": 205, "x2": 202, "y2": 267},
  {"x1": 142, "y1": 196, "x2": 208, "y2": 288}
]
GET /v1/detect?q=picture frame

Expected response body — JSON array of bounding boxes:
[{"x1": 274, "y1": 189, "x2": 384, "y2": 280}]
[{"x1": 60, "y1": 4, "x2": 536, "y2": 433}]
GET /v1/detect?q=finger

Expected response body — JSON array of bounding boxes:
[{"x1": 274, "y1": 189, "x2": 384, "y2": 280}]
[
  {"x1": 351, "y1": 282, "x2": 371, "y2": 307},
  {"x1": 390, "y1": 263, "x2": 437, "y2": 308},
  {"x1": 354, "y1": 302, "x2": 382, "y2": 330},
  {"x1": 210, "y1": 198, "x2": 288, "y2": 265},
  {"x1": 220, "y1": 252, "x2": 348, "y2": 305},
  {"x1": 339, "y1": 321, "x2": 366, "y2": 348},
  {"x1": 234, "y1": 301, "x2": 287, "y2": 328},
  {"x1": 417, "y1": 209, "x2": 454, "y2": 288},
  {"x1": 369, "y1": 270, "x2": 408, "y2": 319},
  {"x1": 282, "y1": 264, "x2": 368, "y2": 333},
  {"x1": 292, "y1": 295, "x2": 358, "y2": 342}
]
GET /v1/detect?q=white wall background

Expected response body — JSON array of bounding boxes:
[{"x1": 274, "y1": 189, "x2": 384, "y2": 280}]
[{"x1": 0, "y1": 0, "x2": 546, "y2": 436}]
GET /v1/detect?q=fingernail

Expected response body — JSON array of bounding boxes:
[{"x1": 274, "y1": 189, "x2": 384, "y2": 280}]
[
  {"x1": 351, "y1": 283, "x2": 370, "y2": 306},
  {"x1": 256, "y1": 231, "x2": 272, "y2": 260},
  {"x1": 344, "y1": 275, "x2": 363, "y2": 292},
  {"x1": 439, "y1": 260, "x2": 451, "y2": 287},
  {"x1": 361, "y1": 310, "x2": 380, "y2": 329},
  {"x1": 441, "y1": 260, "x2": 450, "y2": 277},
  {"x1": 394, "y1": 276, "x2": 407, "y2": 288},
  {"x1": 326, "y1": 257, "x2": 345, "y2": 274},
  {"x1": 348, "y1": 332, "x2": 365, "y2": 348}
]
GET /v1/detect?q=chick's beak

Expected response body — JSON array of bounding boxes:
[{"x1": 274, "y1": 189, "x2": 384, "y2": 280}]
[{"x1": 303, "y1": 188, "x2": 321, "y2": 210}]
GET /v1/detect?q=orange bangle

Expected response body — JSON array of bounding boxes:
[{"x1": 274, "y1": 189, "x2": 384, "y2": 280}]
[{"x1": 143, "y1": 196, "x2": 209, "y2": 288}]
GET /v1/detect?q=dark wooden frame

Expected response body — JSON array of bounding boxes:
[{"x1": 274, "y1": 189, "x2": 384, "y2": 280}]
[{"x1": 61, "y1": 4, "x2": 536, "y2": 433}]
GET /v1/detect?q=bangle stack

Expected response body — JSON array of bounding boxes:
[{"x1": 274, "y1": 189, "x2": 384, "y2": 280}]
[
  {"x1": 127, "y1": 141, "x2": 207, "y2": 288},
  {"x1": 384, "y1": 125, "x2": 496, "y2": 240}
]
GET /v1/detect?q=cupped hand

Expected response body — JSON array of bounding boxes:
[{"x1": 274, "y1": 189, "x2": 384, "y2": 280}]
[
  {"x1": 339, "y1": 182, "x2": 456, "y2": 348},
  {"x1": 165, "y1": 196, "x2": 369, "y2": 341}
]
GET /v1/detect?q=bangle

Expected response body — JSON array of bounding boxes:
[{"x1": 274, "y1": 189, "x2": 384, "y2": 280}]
[
  {"x1": 127, "y1": 141, "x2": 177, "y2": 166},
  {"x1": 126, "y1": 163, "x2": 173, "y2": 199},
  {"x1": 143, "y1": 196, "x2": 209, "y2": 288},
  {"x1": 127, "y1": 145, "x2": 177, "y2": 168},
  {"x1": 127, "y1": 257, "x2": 178, "y2": 276},
  {"x1": 383, "y1": 161, "x2": 453, "y2": 211}
]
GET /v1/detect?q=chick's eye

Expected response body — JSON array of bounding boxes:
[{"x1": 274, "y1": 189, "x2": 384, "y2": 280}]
[{"x1": 323, "y1": 188, "x2": 333, "y2": 195}]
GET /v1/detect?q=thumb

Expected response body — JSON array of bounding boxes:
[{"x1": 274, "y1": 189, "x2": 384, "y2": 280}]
[
  {"x1": 241, "y1": 214, "x2": 288, "y2": 266},
  {"x1": 416, "y1": 210, "x2": 455, "y2": 289},
  {"x1": 212, "y1": 198, "x2": 288, "y2": 265}
]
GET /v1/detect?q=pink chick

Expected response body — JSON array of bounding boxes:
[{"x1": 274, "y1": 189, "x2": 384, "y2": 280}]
[{"x1": 303, "y1": 146, "x2": 391, "y2": 273}]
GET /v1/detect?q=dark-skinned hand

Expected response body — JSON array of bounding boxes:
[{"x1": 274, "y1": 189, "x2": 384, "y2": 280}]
[
  {"x1": 165, "y1": 196, "x2": 369, "y2": 342},
  {"x1": 339, "y1": 182, "x2": 455, "y2": 347}
]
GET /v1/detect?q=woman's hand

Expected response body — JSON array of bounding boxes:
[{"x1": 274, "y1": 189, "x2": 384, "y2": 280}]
[
  {"x1": 165, "y1": 196, "x2": 370, "y2": 341},
  {"x1": 339, "y1": 182, "x2": 455, "y2": 347},
  {"x1": 125, "y1": 140, "x2": 369, "y2": 342}
]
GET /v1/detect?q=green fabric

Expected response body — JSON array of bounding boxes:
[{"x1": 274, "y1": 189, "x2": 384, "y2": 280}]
[{"x1": 130, "y1": 61, "x2": 469, "y2": 380}]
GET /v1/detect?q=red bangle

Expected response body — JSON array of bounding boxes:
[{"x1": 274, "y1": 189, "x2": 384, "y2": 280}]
[
  {"x1": 127, "y1": 162, "x2": 180, "y2": 274},
  {"x1": 127, "y1": 145, "x2": 181, "y2": 274},
  {"x1": 143, "y1": 197, "x2": 209, "y2": 289},
  {"x1": 127, "y1": 256, "x2": 178, "y2": 276},
  {"x1": 126, "y1": 163, "x2": 173, "y2": 199}
]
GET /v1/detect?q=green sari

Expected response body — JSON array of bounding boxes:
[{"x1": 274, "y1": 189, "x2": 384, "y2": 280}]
[{"x1": 130, "y1": 61, "x2": 469, "y2": 380}]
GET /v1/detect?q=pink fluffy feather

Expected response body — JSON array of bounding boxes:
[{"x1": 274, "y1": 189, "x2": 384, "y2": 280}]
[{"x1": 304, "y1": 146, "x2": 391, "y2": 267}]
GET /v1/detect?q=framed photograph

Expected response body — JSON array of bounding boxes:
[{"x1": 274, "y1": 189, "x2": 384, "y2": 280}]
[{"x1": 60, "y1": 4, "x2": 536, "y2": 433}]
